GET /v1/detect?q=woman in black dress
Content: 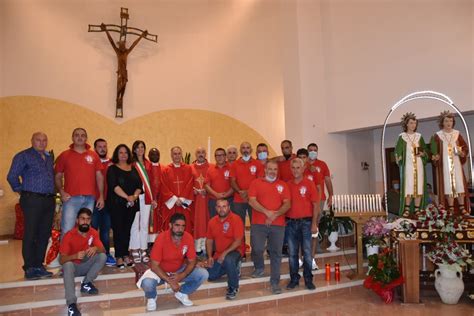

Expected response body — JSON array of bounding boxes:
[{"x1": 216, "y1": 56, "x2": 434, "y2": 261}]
[{"x1": 107, "y1": 144, "x2": 142, "y2": 268}]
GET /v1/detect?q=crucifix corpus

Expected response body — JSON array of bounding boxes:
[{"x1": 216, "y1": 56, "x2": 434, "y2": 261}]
[{"x1": 89, "y1": 8, "x2": 157, "y2": 118}]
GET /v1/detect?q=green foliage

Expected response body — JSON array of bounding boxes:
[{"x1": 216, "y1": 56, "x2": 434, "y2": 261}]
[
  {"x1": 184, "y1": 152, "x2": 191, "y2": 164},
  {"x1": 318, "y1": 208, "x2": 353, "y2": 236},
  {"x1": 367, "y1": 248, "x2": 401, "y2": 285}
]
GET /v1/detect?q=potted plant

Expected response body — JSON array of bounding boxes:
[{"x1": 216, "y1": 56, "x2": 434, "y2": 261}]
[
  {"x1": 363, "y1": 217, "x2": 389, "y2": 256},
  {"x1": 318, "y1": 208, "x2": 353, "y2": 252},
  {"x1": 363, "y1": 247, "x2": 404, "y2": 303}
]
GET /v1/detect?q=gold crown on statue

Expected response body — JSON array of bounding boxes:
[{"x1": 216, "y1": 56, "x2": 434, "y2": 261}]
[
  {"x1": 401, "y1": 112, "x2": 416, "y2": 123},
  {"x1": 438, "y1": 110, "x2": 455, "y2": 126}
]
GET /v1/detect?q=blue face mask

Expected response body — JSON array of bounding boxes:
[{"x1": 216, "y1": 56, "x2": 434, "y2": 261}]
[
  {"x1": 257, "y1": 152, "x2": 268, "y2": 161},
  {"x1": 265, "y1": 175, "x2": 277, "y2": 183},
  {"x1": 308, "y1": 151, "x2": 318, "y2": 160},
  {"x1": 393, "y1": 183, "x2": 400, "y2": 190},
  {"x1": 242, "y1": 154, "x2": 251, "y2": 162}
]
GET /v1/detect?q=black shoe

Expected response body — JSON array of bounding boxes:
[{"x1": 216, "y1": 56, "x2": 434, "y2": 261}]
[
  {"x1": 80, "y1": 282, "x2": 99, "y2": 295},
  {"x1": 24, "y1": 267, "x2": 40, "y2": 280},
  {"x1": 286, "y1": 280, "x2": 299, "y2": 290},
  {"x1": 68, "y1": 303, "x2": 82, "y2": 316},
  {"x1": 305, "y1": 282, "x2": 316, "y2": 290},
  {"x1": 35, "y1": 267, "x2": 53, "y2": 279},
  {"x1": 226, "y1": 287, "x2": 238, "y2": 300}
]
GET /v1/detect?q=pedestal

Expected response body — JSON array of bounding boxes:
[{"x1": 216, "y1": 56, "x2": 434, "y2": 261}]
[{"x1": 399, "y1": 239, "x2": 421, "y2": 304}]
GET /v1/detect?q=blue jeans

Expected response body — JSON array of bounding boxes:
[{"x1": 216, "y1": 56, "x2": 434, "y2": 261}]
[
  {"x1": 287, "y1": 218, "x2": 313, "y2": 283},
  {"x1": 207, "y1": 250, "x2": 241, "y2": 290},
  {"x1": 141, "y1": 265, "x2": 209, "y2": 299},
  {"x1": 91, "y1": 205, "x2": 111, "y2": 254},
  {"x1": 61, "y1": 195, "x2": 95, "y2": 238}
]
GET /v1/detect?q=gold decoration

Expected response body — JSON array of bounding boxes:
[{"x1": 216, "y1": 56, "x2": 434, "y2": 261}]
[
  {"x1": 421, "y1": 232, "x2": 428, "y2": 239},
  {"x1": 456, "y1": 232, "x2": 464, "y2": 239}
]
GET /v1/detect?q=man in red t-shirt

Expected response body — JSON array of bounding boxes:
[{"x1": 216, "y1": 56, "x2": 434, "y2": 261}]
[
  {"x1": 91, "y1": 138, "x2": 115, "y2": 267},
  {"x1": 206, "y1": 199, "x2": 244, "y2": 300},
  {"x1": 205, "y1": 148, "x2": 233, "y2": 219},
  {"x1": 59, "y1": 208, "x2": 106, "y2": 316},
  {"x1": 248, "y1": 161, "x2": 291, "y2": 294},
  {"x1": 138, "y1": 213, "x2": 208, "y2": 311},
  {"x1": 55, "y1": 128, "x2": 104, "y2": 238},
  {"x1": 286, "y1": 158, "x2": 320, "y2": 291},
  {"x1": 307, "y1": 142, "x2": 333, "y2": 256}
]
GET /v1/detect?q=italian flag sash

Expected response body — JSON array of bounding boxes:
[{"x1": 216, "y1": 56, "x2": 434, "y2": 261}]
[{"x1": 135, "y1": 161, "x2": 153, "y2": 202}]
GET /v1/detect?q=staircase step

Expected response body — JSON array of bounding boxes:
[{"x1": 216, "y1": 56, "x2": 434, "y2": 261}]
[{"x1": 0, "y1": 252, "x2": 363, "y2": 314}]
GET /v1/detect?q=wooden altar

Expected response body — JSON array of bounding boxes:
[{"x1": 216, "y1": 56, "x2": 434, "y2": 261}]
[{"x1": 391, "y1": 218, "x2": 474, "y2": 304}]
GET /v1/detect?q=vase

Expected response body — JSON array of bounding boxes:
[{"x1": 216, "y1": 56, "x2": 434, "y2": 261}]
[
  {"x1": 327, "y1": 231, "x2": 340, "y2": 252},
  {"x1": 434, "y1": 264, "x2": 464, "y2": 304},
  {"x1": 366, "y1": 245, "x2": 379, "y2": 257}
]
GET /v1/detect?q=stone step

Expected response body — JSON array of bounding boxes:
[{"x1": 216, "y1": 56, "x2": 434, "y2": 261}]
[{"x1": 0, "y1": 251, "x2": 362, "y2": 314}]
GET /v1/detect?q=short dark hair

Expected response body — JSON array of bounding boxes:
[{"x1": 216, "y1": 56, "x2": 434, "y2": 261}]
[
  {"x1": 111, "y1": 144, "x2": 133, "y2": 164},
  {"x1": 94, "y1": 138, "x2": 106, "y2": 148},
  {"x1": 296, "y1": 148, "x2": 309, "y2": 156},
  {"x1": 256, "y1": 143, "x2": 268, "y2": 148},
  {"x1": 307, "y1": 143, "x2": 318, "y2": 150},
  {"x1": 72, "y1": 127, "x2": 87, "y2": 137},
  {"x1": 132, "y1": 140, "x2": 146, "y2": 162},
  {"x1": 77, "y1": 207, "x2": 92, "y2": 218},
  {"x1": 214, "y1": 147, "x2": 226, "y2": 155},
  {"x1": 170, "y1": 213, "x2": 186, "y2": 224},
  {"x1": 281, "y1": 140, "x2": 292, "y2": 147}
]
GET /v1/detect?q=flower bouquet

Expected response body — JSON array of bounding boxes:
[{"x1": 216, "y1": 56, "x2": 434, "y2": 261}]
[
  {"x1": 363, "y1": 217, "x2": 390, "y2": 247},
  {"x1": 363, "y1": 247, "x2": 404, "y2": 303}
]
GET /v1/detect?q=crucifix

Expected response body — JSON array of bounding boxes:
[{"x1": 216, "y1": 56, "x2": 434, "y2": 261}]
[
  {"x1": 173, "y1": 177, "x2": 184, "y2": 195},
  {"x1": 88, "y1": 8, "x2": 158, "y2": 118}
]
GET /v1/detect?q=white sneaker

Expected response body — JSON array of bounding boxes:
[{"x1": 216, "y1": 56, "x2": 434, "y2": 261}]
[
  {"x1": 312, "y1": 258, "x2": 319, "y2": 270},
  {"x1": 146, "y1": 297, "x2": 157, "y2": 311},
  {"x1": 174, "y1": 291, "x2": 193, "y2": 306},
  {"x1": 298, "y1": 258, "x2": 303, "y2": 268}
]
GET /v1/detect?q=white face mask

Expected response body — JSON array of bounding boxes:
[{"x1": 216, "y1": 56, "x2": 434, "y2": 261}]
[
  {"x1": 393, "y1": 183, "x2": 400, "y2": 190},
  {"x1": 265, "y1": 175, "x2": 277, "y2": 183},
  {"x1": 257, "y1": 152, "x2": 268, "y2": 161},
  {"x1": 242, "y1": 154, "x2": 251, "y2": 162},
  {"x1": 308, "y1": 151, "x2": 318, "y2": 160}
]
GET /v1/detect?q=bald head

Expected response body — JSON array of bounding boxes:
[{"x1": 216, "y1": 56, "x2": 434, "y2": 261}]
[
  {"x1": 31, "y1": 132, "x2": 48, "y2": 152},
  {"x1": 240, "y1": 142, "x2": 252, "y2": 156},
  {"x1": 195, "y1": 146, "x2": 206, "y2": 163}
]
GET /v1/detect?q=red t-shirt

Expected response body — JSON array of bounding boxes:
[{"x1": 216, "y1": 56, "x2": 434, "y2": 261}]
[
  {"x1": 59, "y1": 228, "x2": 104, "y2": 264},
  {"x1": 277, "y1": 154, "x2": 296, "y2": 182},
  {"x1": 248, "y1": 178, "x2": 291, "y2": 226},
  {"x1": 55, "y1": 144, "x2": 103, "y2": 196},
  {"x1": 230, "y1": 158, "x2": 264, "y2": 203},
  {"x1": 287, "y1": 177, "x2": 320, "y2": 219},
  {"x1": 206, "y1": 212, "x2": 244, "y2": 259},
  {"x1": 95, "y1": 158, "x2": 113, "y2": 200},
  {"x1": 308, "y1": 159, "x2": 330, "y2": 200},
  {"x1": 150, "y1": 230, "x2": 196, "y2": 273},
  {"x1": 205, "y1": 163, "x2": 232, "y2": 199}
]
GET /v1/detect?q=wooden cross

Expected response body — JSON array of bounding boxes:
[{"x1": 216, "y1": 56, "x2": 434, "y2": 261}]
[{"x1": 88, "y1": 8, "x2": 157, "y2": 118}]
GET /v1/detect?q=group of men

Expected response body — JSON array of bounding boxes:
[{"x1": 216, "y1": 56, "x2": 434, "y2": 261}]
[{"x1": 7, "y1": 129, "x2": 333, "y2": 314}]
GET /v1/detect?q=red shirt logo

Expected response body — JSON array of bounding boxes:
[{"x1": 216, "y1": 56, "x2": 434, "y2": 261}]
[
  {"x1": 250, "y1": 165, "x2": 257, "y2": 175},
  {"x1": 299, "y1": 186, "x2": 307, "y2": 197},
  {"x1": 85, "y1": 155, "x2": 94, "y2": 164},
  {"x1": 276, "y1": 184, "x2": 284, "y2": 193}
]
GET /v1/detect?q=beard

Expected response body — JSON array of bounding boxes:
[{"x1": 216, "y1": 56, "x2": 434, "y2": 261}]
[
  {"x1": 78, "y1": 224, "x2": 90, "y2": 233},
  {"x1": 171, "y1": 231, "x2": 184, "y2": 238}
]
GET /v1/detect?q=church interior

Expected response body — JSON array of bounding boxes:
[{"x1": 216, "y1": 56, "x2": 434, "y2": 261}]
[{"x1": 0, "y1": 0, "x2": 474, "y2": 315}]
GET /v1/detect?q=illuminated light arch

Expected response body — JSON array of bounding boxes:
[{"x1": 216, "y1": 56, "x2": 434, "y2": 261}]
[{"x1": 381, "y1": 91, "x2": 473, "y2": 211}]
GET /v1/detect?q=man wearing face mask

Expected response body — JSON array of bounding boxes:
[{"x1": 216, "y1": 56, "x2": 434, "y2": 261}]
[
  {"x1": 248, "y1": 161, "x2": 291, "y2": 294},
  {"x1": 60, "y1": 208, "x2": 106, "y2": 316},
  {"x1": 256, "y1": 143, "x2": 269, "y2": 165}
]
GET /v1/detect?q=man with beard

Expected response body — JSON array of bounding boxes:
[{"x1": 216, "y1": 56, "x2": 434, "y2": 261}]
[
  {"x1": 248, "y1": 161, "x2": 291, "y2": 294},
  {"x1": 138, "y1": 213, "x2": 209, "y2": 311},
  {"x1": 59, "y1": 208, "x2": 106, "y2": 316},
  {"x1": 191, "y1": 147, "x2": 210, "y2": 254},
  {"x1": 206, "y1": 199, "x2": 244, "y2": 300},
  {"x1": 256, "y1": 143, "x2": 269, "y2": 166},
  {"x1": 91, "y1": 138, "x2": 115, "y2": 266}
]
